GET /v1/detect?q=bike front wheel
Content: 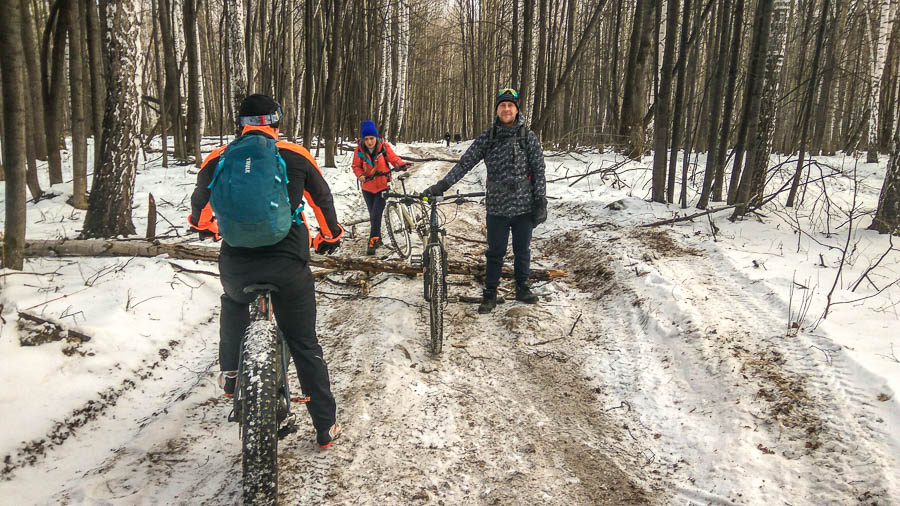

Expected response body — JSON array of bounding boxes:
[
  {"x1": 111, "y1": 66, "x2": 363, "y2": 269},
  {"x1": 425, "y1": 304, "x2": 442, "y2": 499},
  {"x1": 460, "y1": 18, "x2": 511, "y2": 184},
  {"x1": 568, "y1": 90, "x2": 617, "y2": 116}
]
[
  {"x1": 385, "y1": 202, "x2": 412, "y2": 258},
  {"x1": 240, "y1": 319, "x2": 280, "y2": 505},
  {"x1": 425, "y1": 244, "x2": 445, "y2": 355}
]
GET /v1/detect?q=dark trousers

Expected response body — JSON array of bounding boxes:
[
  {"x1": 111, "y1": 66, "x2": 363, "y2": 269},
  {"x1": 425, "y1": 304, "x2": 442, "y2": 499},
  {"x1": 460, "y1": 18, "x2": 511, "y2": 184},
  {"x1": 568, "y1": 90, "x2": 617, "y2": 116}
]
[
  {"x1": 362, "y1": 190, "x2": 387, "y2": 239},
  {"x1": 219, "y1": 253, "x2": 335, "y2": 431},
  {"x1": 484, "y1": 213, "x2": 533, "y2": 289}
]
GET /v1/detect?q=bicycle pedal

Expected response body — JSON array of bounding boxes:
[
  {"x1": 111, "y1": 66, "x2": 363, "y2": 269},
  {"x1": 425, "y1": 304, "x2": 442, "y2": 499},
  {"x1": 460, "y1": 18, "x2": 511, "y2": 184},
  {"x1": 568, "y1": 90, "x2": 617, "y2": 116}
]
[
  {"x1": 409, "y1": 253, "x2": 422, "y2": 268},
  {"x1": 277, "y1": 420, "x2": 298, "y2": 440},
  {"x1": 291, "y1": 396, "x2": 311, "y2": 403}
]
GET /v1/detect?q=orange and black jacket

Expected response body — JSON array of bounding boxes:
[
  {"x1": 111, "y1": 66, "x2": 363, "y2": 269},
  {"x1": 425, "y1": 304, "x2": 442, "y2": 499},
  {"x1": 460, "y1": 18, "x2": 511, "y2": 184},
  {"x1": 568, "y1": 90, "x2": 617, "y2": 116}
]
[{"x1": 190, "y1": 125, "x2": 344, "y2": 262}]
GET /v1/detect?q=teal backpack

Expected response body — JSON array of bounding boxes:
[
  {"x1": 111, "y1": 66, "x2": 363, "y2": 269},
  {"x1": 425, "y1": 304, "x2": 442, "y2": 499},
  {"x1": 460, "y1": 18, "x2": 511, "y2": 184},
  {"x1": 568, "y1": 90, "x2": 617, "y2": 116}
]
[{"x1": 208, "y1": 135, "x2": 298, "y2": 247}]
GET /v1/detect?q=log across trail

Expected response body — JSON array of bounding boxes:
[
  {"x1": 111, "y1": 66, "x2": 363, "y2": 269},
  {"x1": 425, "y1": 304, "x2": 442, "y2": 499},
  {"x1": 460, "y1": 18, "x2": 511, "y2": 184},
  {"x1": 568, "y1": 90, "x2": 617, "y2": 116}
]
[{"x1": 21, "y1": 239, "x2": 568, "y2": 281}]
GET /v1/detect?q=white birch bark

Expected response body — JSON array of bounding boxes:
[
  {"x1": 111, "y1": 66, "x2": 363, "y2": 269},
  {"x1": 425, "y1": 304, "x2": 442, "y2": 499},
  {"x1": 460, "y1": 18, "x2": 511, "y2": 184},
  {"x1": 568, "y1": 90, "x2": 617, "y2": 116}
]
[
  {"x1": 396, "y1": 0, "x2": 409, "y2": 137},
  {"x1": 225, "y1": 0, "x2": 247, "y2": 115},
  {"x1": 379, "y1": 0, "x2": 393, "y2": 132},
  {"x1": 82, "y1": 0, "x2": 144, "y2": 238},
  {"x1": 867, "y1": 0, "x2": 895, "y2": 161}
]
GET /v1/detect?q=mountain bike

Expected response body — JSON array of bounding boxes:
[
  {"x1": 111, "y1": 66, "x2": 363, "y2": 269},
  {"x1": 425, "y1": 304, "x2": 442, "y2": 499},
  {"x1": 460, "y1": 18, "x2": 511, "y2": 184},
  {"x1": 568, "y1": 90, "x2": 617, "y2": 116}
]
[
  {"x1": 232, "y1": 284, "x2": 306, "y2": 505},
  {"x1": 383, "y1": 171, "x2": 427, "y2": 259},
  {"x1": 384, "y1": 191, "x2": 485, "y2": 355}
]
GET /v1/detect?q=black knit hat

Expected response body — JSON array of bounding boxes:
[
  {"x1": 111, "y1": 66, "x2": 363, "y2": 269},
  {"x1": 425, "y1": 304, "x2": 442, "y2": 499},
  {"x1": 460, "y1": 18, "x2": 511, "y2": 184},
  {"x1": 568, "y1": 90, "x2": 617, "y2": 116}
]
[
  {"x1": 495, "y1": 88, "x2": 519, "y2": 110},
  {"x1": 238, "y1": 94, "x2": 282, "y2": 126}
]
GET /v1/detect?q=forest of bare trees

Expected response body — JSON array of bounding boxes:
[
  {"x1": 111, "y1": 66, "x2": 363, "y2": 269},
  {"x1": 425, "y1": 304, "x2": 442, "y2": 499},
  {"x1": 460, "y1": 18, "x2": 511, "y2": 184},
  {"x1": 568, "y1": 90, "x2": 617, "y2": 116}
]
[{"x1": 2, "y1": 0, "x2": 900, "y2": 269}]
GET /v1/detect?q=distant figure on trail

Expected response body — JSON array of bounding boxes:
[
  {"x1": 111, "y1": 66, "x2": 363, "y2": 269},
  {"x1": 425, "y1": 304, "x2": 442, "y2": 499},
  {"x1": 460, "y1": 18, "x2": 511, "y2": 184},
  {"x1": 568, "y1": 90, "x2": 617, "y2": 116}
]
[
  {"x1": 444, "y1": 132, "x2": 451, "y2": 147},
  {"x1": 187, "y1": 94, "x2": 344, "y2": 448},
  {"x1": 351, "y1": 120, "x2": 412, "y2": 255},
  {"x1": 421, "y1": 88, "x2": 547, "y2": 314},
  {"x1": 454, "y1": 133, "x2": 462, "y2": 144}
]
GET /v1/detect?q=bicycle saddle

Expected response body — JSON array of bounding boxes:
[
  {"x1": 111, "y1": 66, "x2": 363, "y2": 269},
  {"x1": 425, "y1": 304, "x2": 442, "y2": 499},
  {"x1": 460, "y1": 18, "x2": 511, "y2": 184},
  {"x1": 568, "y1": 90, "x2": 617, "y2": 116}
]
[
  {"x1": 395, "y1": 171, "x2": 412, "y2": 181},
  {"x1": 243, "y1": 283, "x2": 280, "y2": 295}
]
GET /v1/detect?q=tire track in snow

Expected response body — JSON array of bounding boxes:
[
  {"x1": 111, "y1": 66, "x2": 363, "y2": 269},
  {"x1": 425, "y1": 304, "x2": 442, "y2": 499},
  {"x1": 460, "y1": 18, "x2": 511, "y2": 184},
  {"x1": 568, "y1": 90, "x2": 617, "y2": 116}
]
[{"x1": 563, "y1": 221, "x2": 898, "y2": 504}]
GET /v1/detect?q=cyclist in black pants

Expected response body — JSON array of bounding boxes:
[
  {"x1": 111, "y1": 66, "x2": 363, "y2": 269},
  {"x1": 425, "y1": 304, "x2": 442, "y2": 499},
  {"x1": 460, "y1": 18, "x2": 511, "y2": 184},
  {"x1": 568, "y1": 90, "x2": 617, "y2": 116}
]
[
  {"x1": 188, "y1": 94, "x2": 345, "y2": 448},
  {"x1": 423, "y1": 89, "x2": 547, "y2": 313}
]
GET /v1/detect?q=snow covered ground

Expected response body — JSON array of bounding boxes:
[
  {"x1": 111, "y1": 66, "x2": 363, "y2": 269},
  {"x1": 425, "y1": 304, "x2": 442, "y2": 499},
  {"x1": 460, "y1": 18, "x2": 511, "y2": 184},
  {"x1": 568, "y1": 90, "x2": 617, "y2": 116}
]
[{"x1": 1, "y1": 137, "x2": 898, "y2": 504}]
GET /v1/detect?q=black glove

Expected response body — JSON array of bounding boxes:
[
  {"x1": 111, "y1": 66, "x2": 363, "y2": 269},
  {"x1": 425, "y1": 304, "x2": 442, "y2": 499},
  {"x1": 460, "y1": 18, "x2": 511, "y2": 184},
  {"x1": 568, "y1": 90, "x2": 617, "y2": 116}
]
[
  {"x1": 423, "y1": 181, "x2": 448, "y2": 198},
  {"x1": 315, "y1": 239, "x2": 341, "y2": 255},
  {"x1": 531, "y1": 197, "x2": 547, "y2": 227}
]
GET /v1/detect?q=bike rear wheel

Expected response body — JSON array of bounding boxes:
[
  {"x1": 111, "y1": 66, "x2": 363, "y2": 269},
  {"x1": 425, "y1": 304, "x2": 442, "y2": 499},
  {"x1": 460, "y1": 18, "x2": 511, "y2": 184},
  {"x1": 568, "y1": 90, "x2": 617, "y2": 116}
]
[
  {"x1": 385, "y1": 203, "x2": 412, "y2": 258},
  {"x1": 425, "y1": 244, "x2": 445, "y2": 355},
  {"x1": 240, "y1": 319, "x2": 280, "y2": 505}
]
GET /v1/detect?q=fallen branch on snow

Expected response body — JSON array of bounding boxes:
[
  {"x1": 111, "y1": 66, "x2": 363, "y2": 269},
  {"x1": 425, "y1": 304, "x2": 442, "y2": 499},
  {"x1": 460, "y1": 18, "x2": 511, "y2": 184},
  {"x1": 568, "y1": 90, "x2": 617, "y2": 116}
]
[{"x1": 21, "y1": 239, "x2": 568, "y2": 281}]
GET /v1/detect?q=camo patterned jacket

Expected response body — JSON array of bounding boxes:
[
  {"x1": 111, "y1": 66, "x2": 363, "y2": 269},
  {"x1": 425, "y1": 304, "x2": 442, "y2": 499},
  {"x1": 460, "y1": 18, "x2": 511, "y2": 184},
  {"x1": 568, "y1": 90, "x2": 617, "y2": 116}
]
[{"x1": 436, "y1": 114, "x2": 546, "y2": 217}]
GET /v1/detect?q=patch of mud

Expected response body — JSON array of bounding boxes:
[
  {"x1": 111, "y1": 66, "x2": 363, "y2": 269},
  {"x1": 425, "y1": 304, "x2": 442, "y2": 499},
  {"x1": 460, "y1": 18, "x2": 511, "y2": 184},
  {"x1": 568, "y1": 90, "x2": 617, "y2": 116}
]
[
  {"x1": 541, "y1": 230, "x2": 616, "y2": 296},
  {"x1": 628, "y1": 229, "x2": 703, "y2": 258}
]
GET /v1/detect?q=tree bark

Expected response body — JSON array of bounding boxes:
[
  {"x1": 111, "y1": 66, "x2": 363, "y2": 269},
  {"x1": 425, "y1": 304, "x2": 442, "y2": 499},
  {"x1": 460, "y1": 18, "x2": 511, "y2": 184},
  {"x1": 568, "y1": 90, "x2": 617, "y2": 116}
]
[
  {"x1": 68, "y1": 0, "x2": 88, "y2": 209},
  {"x1": 323, "y1": 0, "x2": 344, "y2": 167},
  {"x1": 83, "y1": 0, "x2": 105, "y2": 171},
  {"x1": 42, "y1": 1, "x2": 68, "y2": 185},
  {"x1": 19, "y1": 239, "x2": 570, "y2": 281},
  {"x1": 786, "y1": 0, "x2": 831, "y2": 208},
  {"x1": 183, "y1": 0, "x2": 202, "y2": 166},
  {"x1": 20, "y1": 0, "x2": 47, "y2": 162},
  {"x1": 81, "y1": 0, "x2": 143, "y2": 239},
  {"x1": 653, "y1": 0, "x2": 680, "y2": 203},
  {"x1": 871, "y1": 135, "x2": 900, "y2": 234},
  {"x1": 1, "y1": 0, "x2": 27, "y2": 269},
  {"x1": 698, "y1": 0, "x2": 732, "y2": 209},
  {"x1": 730, "y1": 0, "x2": 775, "y2": 219}
]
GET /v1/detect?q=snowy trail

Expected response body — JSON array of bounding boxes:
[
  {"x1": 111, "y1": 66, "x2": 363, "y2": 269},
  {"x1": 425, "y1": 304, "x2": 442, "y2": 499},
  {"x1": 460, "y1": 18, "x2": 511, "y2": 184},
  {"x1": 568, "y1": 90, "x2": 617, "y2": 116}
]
[{"x1": 1, "y1": 146, "x2": 897, "y2": 505}]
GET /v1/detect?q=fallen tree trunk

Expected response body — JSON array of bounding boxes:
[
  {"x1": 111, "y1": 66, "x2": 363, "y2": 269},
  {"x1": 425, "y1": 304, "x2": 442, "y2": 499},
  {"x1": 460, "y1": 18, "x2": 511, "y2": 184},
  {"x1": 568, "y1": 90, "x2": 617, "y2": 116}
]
[{"x1": 22, "y1": 239, "x2": 568, "y2": 281}]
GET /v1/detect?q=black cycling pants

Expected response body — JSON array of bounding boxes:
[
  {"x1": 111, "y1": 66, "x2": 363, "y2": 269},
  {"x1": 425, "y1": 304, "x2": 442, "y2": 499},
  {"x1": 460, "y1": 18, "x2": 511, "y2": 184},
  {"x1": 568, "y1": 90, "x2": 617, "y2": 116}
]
[
  {"x1": 484, "y1": 213, "x2": 533, "y2": 289},
  {"x1": 218, "y1": 253, "x2": 335, "y2": 431},
  {"x1": 362, "y1": 189, "x2": 386, "y2": 239}
]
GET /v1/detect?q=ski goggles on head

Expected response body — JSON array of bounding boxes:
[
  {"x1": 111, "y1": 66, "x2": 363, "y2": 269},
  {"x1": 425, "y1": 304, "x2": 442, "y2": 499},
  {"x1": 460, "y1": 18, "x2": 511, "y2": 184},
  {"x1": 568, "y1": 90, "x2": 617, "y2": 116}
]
[
  {"x1": 497, "y1": 88, "x2": 518, "y2": 98},
  {"x1": 238, "y1": 103, "x2": 284, "y2": 127}
]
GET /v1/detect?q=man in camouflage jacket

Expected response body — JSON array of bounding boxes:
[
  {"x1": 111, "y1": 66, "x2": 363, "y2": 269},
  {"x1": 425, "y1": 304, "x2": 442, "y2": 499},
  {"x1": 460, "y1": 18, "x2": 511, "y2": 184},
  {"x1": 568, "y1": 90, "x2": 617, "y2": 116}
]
[{"x1": 424, "y1": 88, "x2": 547, "y2": 313}]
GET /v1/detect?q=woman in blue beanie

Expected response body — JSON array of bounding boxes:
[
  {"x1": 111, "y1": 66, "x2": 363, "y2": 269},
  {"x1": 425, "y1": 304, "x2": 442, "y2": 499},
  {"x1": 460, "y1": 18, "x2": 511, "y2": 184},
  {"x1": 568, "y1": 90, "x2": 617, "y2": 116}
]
[{"x1": 351, "y1": 120, "x2": 411, "y2": 255}]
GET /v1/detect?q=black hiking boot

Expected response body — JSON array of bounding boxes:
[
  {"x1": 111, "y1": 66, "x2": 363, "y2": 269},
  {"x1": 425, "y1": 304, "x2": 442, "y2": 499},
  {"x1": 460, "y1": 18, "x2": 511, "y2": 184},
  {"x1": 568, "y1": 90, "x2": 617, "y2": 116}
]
[
  {"x1": 478, "y1": 288, "x2": 498, "y2": 314},
  {"x1": 515, "y1": 281, "x2": 538, "y2": 304}
]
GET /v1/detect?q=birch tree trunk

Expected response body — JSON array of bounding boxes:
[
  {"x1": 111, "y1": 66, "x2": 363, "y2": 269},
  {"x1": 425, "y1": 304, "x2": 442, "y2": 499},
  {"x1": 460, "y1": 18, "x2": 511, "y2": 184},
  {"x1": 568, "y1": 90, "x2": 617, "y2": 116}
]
[
  {"x1": 1, "y1": 0, "x2": 27, "y2": 269},
  {"x1": 225, "y1": 0, "x2": 247, "y2": 128},
  {"x1": 396, "y1": 0, "x2": 410, "y2": 139},
  {"x1": 866, "y1": 0, "x2": 895, "y2": 162},
  {"x1": 82, "y1": 0, "x2": 143, "y2": 239},
  {"x1": 870, "y1": 135, "x2": 900, "y2": 233}
]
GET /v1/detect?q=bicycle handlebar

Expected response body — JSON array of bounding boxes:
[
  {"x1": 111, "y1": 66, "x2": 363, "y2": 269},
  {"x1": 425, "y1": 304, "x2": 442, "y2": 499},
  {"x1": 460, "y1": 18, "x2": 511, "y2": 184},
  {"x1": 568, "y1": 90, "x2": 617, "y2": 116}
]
[
  {"x1": 361, "y1": 164, "x2": 412, "y2": 181},
  {"x1": 382, "y1": 191, "x2": 485, "y2": 204}
]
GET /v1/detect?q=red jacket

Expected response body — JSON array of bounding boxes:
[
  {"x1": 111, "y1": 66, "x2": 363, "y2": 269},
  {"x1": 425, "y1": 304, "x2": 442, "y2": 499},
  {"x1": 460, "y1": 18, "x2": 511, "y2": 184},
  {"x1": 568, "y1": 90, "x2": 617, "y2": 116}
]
[{"x1": 351, "y1": 138, "x2": 405, "y2": 193}]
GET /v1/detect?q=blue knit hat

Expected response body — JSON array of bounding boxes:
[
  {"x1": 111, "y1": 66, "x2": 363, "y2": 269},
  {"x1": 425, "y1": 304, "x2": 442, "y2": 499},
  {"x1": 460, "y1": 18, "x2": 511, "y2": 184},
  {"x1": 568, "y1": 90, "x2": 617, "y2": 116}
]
[{"x1": 361, "y1": 120, "x2": 378, "y2": 138}]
